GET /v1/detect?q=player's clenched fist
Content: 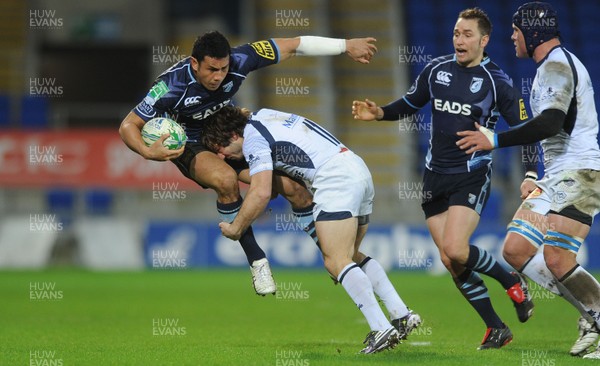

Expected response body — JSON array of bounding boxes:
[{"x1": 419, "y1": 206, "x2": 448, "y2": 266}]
[
  {"x1": 345, "y1": 37, "x2": 378, "y2": 64},
  {"x1": 352, "y1": 99, "x2": 381, "y2": 121}
]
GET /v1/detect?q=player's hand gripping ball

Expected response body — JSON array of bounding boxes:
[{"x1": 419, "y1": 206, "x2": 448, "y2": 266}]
[{"x1": 141, "y1": 117, "x2": 187, "y2": 150}]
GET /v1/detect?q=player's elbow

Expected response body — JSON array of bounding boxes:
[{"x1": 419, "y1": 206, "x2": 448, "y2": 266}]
[
  {"x1": 118, "y1": 119, "x2": 128, "y2": 139},
  {"x1": 119, "y1": 112, "x2": 143, "y2": 139}
]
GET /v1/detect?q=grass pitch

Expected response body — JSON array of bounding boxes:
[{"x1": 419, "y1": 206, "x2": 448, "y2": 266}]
[{"x1": 0, "y1": 269, "x2": 588, "y2": 365}]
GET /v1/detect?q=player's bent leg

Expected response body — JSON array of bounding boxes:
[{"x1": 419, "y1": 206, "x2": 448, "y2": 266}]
[
  {"x1": 545, "y1": 213, "x2": 600, "y2": 357},
  {"x1": 441, "y1": 206, "x2": 532, "y2": 322},
  {"x1": 439, "y1": 206, "x2": 479, "y2": 265},
  {"x1": 318, "y1": 218, "x2": 398, "y2": 353},
  {"x1": 192, "y1": 151, "x2": 240, "y2": 201},
  {"x1": 192, "y1": 152, "x2": 274, "y2": 295},
  {"x1": 504, "y1": 210, "x2": 595, "y2": 331},
  {"x1": 353, "y1": 221, "x2": 422, "y2": 339},
  {"x1": 317, "y1": 218, "x2": 359, "y2": 281},
  {"x1": 503, "y1": 220, "x2": 542, "y2": 271},
  {"x1": 426, "y1": 211, "x2": 464, "y2": 276},
  {"x1": 272, "y1": 173, "x2": 312, "y2": 209},
  {"x1": 501, "y1": 215, "x2": 546, "y2": 323},
  {"x1": 426, "y1": 210, "x2": 509, "y2": 347}
]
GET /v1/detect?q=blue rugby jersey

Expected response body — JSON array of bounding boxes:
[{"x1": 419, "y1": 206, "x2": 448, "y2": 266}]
[
  {"x1": 133, "y1": 40, "x2": 279, "y2": 141},
  {"x1": 404, "y1": 54, "x2": 527, "y2": 174}
]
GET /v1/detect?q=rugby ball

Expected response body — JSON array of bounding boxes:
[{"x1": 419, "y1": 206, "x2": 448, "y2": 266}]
[{"x1": 141, "y1": 117, "x2": 187, "y2": 150}]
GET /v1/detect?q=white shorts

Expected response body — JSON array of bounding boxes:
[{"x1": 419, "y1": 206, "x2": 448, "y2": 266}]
[
  {"x1": 311, "y1": 151, "x2": 374, "y2": 221},
  {"x1": 521, "y1": 169, "x2": 600, "y2": 225}
]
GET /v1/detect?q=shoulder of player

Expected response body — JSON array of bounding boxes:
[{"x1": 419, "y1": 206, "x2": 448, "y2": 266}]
[
  {"x1": 155, "y1": 58, "x2": 195, "y2": 95},
  {"x1": 539, "y1": 48, "x2": 572, "y2": 72},
  {"x1": 479, "y1": 60, "x2": 515, "y2": 86},
  {"x1": 241, "y1": 124, "x2": 267, "y2": 151},
  {"x1": 157, "y1": 57, "x2": 194, "y2": 80},
  {"x1": 428, "y1": 54, "x2": 455, "y2": 68},
  {"x1": 228, "y1": 41, "x2": 276, "y2": 70}
]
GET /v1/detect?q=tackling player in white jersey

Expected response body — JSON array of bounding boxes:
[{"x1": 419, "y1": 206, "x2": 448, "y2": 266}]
[
  {"x1": 119, "y1": 31, "x2": 377, "y2": 296},
  {"x1": 457, "y1": 1, "x2": 600, "y2": 357},
  {"x1": 200, "y1": 106, "x2": 422, "y2": 354}
]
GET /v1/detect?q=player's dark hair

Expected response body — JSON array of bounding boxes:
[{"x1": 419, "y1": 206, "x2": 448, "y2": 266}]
[
  {"x1": 458, "y1": 8, "x2": 492, "y2": 36},
  {"x1": 191, "y1": 31, "x2": 231, "y2": 61},
  {"x1": 201, "y1": 106, "x2": 248, "y2": 152}
]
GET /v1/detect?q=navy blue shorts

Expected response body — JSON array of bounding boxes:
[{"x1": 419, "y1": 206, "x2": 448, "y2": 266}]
[
  {"x1": 421, "y1": 166, "x2": 492, "y2": 218},
  {"x1": 171, "y1": 141, "x2": 248, "y2": 189}
]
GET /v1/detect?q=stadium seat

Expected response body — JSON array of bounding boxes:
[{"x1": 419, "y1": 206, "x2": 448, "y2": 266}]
[
  {"x1": 84, "y1": 189, "x2": 114, "y2": 216},
  {"x1": 20, "y1": 95, "x2": 49, "y2": 128},
  {"x1": 46, "y1": 188, "x2": 76, "y2": 227},
  {"x1": 0, "y1": 94, "x2": 9, "y2": 126}
]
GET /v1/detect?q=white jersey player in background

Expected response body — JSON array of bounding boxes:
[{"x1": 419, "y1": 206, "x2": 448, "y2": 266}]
[
  {"x1": 200, "y1": 106, "x2": 421, "y2": 354},
  {"x1": 456, "y1": 2, "x2": 600, "y2": 358}
]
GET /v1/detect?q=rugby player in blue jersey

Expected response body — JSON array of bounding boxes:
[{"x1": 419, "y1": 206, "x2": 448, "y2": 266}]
[
  {"x1": 119, "y1": 31, "x2": 377, "y2": 295},
  {"x1": 352, "y1": 8, "x2": 533, "y2": 349}
]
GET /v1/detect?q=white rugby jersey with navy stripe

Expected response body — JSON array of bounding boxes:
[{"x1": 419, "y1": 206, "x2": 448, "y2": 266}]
[
  {"x1": 530, "y1": 46, "x2": 600, "y2": 174},
  {"x1": 242, "y1": 108, "x2": 347, "y2": 186}
]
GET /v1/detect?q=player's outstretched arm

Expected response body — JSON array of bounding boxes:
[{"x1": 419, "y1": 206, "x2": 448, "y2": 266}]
[
  {"x1": 457, "y1": 109, "x2": 566, "y2": 154},
  {"x1": 220, "y1": 170, "x2": 273, "y2": 241},
  {"x1": 119, "y1": 111, "x2": 183, "y2": 161},
  {"x1": 274, "y1": 37, "x2": 377, "y2": 63},
  {"x1": 352, "y1": 99, "x2": 383, "y2": 121}
]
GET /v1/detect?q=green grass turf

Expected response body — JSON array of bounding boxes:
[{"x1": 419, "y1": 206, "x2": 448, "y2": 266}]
[{"x1": 0, "y1": 269, "x2": 589, "y2": 365}]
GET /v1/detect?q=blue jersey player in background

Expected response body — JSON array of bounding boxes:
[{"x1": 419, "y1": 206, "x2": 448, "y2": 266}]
[
  {"x1": 352, "y1": 8, "x2": 534, "y2": 349},
  {"x1": 119, "y1": 31, "x2": 377, "y2": 296}
]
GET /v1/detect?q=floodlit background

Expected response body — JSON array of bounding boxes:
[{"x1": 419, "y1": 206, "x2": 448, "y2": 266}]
[{"x1": 1, "y1": 0, "x2": 599, "y2": 271}]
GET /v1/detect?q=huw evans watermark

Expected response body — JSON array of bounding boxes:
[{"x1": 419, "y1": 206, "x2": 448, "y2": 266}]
[
  {"x1": 151, "y1": 249, "x2": 187, "y2": 269},
  {"x1": 30, "y1": 350, "x2": 63, "y2": 366},
  {"x1": 152, "y1": 318, "x2": 187, "y2": 336},
  {"x1": 275, "y1": 282, "x2": 309, "y2": 301},
  {"x1": 275, "y1": 10, "x2": 310, "y2": 28},
  {"x1": 152, "y1": 181, "x2": 187, "y2": 201},
  {"x1": 275, "y1": 349, "x2": 309, "y2": 366},
  {"x1": 30, "y1": 282, "x2": 63, "y2": 301},
  {"x1": 30, "y1": 10, "x2": 63, "y2": 29}
]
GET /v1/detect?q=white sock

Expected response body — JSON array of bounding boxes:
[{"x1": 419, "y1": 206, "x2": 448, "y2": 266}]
[
  {"x1": 338, "y1": 263, "x2": 391, "y2": 331},
  {"x1": 361, "y1": 258, "x2": 409, "y2": 320},
  {"x1": 521, "y1": 253, "x2": 561, "y2": 295},
  {"x1": 561, "y1": 265, "x2": 600, "y2": 328},
  {"x1": 522, "y1": 253, "x2": 593, "y2": 322}
]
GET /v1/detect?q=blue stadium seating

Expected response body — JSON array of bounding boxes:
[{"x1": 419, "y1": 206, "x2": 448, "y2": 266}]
[
  {"x1": 84, "y1": 189, "x2": 114, "y2": 216},
  {"x1": 21, "y1": 96, "x2": 49, "y2": 128},
  {"x1": 46, "y1": 188, "x2": 76, "y2": 227},
  {"x1": 0, "y1": 94, "x2": 9, "y2": 127}
]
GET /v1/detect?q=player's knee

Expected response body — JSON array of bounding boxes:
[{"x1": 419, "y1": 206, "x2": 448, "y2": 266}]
[
  {"x1": 210, "y1": 172, "x2": 239, "y2": 196},
  {"x1": 279, "y1": 179, "x2": 312, "y2": 207},
  {"x1": 542, "y1": 251, "x2": 561, "y2": 276},
  {"x1": 353, "y1": 251, "x2": 366, "y2": 264},
  {"x1": 287, "y1": 189, "x2": 312, "y2": 208},
  {"x1": 542, "y1": 246, "x2": 568, "y2": 276},
  {"x1": 323, "y1": 257, "x2": 341, "y2": 279},
  {"x1": 323, "y1": 256, "x2": 353, "y2": 279},
  {"x1": 439, "y1": 255, "x2": 454, "y2": 272},
  {"x1": 443, "y1": 244, "x2": 468, "y2": 264},
  {"x1": 502, "y1": 240, "x2": 522, "y2": 267}
]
